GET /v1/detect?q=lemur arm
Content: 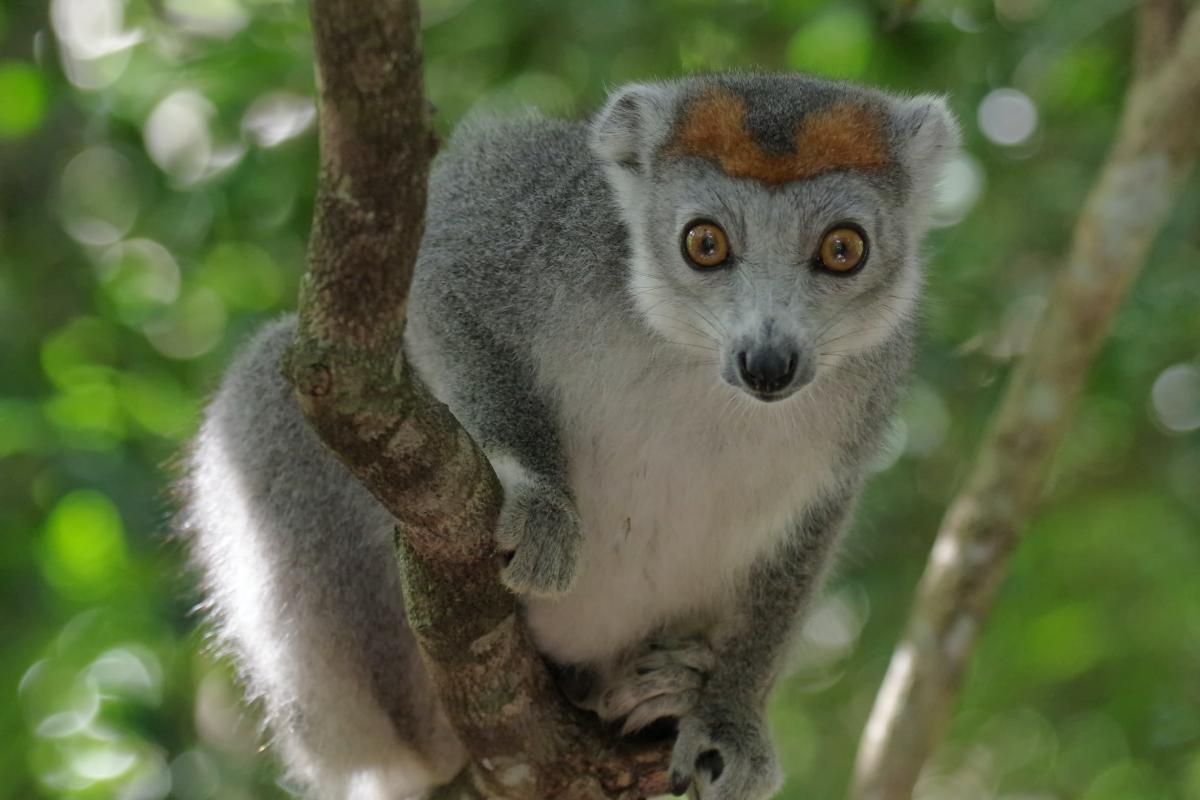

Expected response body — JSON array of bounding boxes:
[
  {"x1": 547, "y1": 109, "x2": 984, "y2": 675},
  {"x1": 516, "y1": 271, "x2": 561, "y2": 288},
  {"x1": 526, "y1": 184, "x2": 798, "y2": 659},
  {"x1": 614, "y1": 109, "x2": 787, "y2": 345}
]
[
  {"x1": 405, "y1": 290, "x2": 582, "y2": 596},
  {"x1": 669, "y1": 491, "x2": 855, "y2": 798},
  {"x1": 462, "y1": 363, "x2": 583, "y2": 597}
]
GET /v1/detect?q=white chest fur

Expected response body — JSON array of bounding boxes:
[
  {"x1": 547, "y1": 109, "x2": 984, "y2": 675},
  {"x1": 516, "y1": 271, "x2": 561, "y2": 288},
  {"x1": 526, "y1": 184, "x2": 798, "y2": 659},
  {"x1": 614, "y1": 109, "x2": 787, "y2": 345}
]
[{"x1": 523, "y1": 343, "x2": 842, "y2": 666}]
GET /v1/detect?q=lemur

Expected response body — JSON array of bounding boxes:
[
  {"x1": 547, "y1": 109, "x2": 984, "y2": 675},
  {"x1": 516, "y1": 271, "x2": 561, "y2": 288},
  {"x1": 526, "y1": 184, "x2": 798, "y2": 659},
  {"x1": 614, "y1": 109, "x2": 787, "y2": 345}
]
[{"x1": 183, "y1": 72, "x2": 959, "y2": 799}]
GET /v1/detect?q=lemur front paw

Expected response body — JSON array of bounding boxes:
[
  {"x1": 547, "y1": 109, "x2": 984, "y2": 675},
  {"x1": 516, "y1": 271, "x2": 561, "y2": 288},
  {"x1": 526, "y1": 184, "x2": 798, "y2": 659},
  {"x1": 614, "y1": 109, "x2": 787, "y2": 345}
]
[
  {"x1": 669, "y1": 707, "x2": 781, "y2": 800},
  {"x1": 583, "y1": 635, "x2": 715, "y2": 735},
  {"x1": 495, "y1": 483, "x2": 581, "y2": 597}
]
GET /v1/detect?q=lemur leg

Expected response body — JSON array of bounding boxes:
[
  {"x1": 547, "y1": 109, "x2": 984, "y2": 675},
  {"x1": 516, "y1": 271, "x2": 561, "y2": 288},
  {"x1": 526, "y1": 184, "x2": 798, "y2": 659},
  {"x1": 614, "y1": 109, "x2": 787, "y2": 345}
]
[
  {"x1": 575, "y1": 635, "x2": 716, "y2": 735},
  {"x1": 668, "y1": 495, "x2": 852, "y2": 800},
  {"x1": 405, "y1": 292, "x2": 581, "y2": 597},
  {"x1": 184, "y1": 318, "x2": 465, "y2": 799}
]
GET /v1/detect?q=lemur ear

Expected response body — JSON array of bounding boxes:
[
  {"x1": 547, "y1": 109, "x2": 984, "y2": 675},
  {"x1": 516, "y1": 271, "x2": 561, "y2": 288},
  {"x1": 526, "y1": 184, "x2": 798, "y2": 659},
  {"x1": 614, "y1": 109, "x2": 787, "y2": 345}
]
[
  {"x1": 891, "y1": 94, "x2": 962, "y2": 204},
  {"x1": 590, "y1": 83, "x2": 671, "y2": 174}
]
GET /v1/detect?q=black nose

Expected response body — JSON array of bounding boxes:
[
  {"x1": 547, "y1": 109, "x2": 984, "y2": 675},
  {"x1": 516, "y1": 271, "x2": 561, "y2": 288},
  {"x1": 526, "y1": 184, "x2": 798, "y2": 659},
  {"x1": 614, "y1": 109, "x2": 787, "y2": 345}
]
[{"x1": 737, "y1": 348, "x2": 798, "y2": 395}]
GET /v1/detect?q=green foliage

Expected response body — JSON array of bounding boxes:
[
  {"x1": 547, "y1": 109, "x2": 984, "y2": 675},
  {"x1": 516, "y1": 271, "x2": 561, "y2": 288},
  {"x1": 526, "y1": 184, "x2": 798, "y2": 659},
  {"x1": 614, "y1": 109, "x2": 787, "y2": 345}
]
[
  {"x1": 0, "y1": 61, "x2": 47, "y2": 138},
  {"x1": 1, "y1": 0, "x2": 1197, "y2": 798}
]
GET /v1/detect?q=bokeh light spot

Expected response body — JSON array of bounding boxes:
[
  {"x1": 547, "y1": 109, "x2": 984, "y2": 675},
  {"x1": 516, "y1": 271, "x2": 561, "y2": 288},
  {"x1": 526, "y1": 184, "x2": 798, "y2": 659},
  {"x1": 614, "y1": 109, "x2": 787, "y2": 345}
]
[
  {"x1": 87, "y1": 646, "x2": 164, "y2": 706},
  {"x1": 118, "y1": 370, "x2": 197, "y2": 439},
  {"x1": 170, "y1": 749, "x2": 221, "y2": 800},
  {"x1": 41, "y1": 317, "x2": 118, "y2": 389},
  {"x1": 786, "y1": 7, "x2": 873, "y2": 78},
  {"x1": 45, "y1": 381, "x2": 126, "y2": 449},
  {"x1": 144, "y1": 91, "x2": 216, "y2": 184},
  {"x1": 242, "y1": 92, "x2": 316, "y2": 148},
  {"x1": 978, "y1": 88, "x2": 1038, "y2": 146},
  {"x1": 50, "y1": 0, "x2": 141, "y2": 89},
  {"x1": 143, "y1": 287, "x2": 227, "y2": 359},
  {"x1": 902, "y1": 382, "x2": 951, "y2": 456},
  {"x1": 1025, "y1": 603, "x2": 1108, "y2": 681},
  {"x1": 72, "y1": 743, "x2": 139, "y2": 781},
  {"x1": 51, "y1": 0, "x2": 142, "y2": 60},
  {"x1": 99, "y1": 239, "x2": 182, "y2": 324},
  {"x1": 58, "y1": 147, "x2": 141, "y2": 246},
  {"x1": 1150, "y1": 363, "x2": 1200, "y2": 433},
  {"x1": 203, "y1": 242, "x2": 285, "y2": 311},
  {"x1": 39, "y1": 490, "x2": 129, "y2": 595},
  {"x1": 0, "y1": 61, "x2": 48, "y2": 138}
]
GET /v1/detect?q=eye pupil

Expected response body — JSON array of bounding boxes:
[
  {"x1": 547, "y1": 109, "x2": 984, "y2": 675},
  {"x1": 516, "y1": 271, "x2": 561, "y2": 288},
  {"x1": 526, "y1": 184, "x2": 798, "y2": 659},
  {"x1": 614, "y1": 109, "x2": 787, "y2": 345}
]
[
  {"x1": 818, "y1": 226, "x2": 867, "y2": 274},
  {"x1": 682, "y1": 221, "x2": 730, "y2": 269}
]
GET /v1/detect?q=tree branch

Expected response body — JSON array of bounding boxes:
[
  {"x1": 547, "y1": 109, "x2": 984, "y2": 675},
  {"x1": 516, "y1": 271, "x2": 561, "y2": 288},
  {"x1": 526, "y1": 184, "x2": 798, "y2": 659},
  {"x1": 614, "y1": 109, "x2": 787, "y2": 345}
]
[
  {"x1": 850, "y1": 6, "x2": 1200, "y2": 800},
  {"x1": 284, "y1": 0, "x2": 671, "y2": 797},
  {"x1": 1136, "y1": 0, "x2": 1188, "y2": 77}
]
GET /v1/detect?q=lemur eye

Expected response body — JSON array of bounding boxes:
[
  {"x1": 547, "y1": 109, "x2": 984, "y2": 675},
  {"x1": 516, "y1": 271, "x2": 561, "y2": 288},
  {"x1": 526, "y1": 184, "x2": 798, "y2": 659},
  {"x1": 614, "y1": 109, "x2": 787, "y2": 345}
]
[
  {"x1": 816, "y1": 225, "x2": 868, "y2": 274},
  {"x1": 682, "y1": 220, "x2": 730, "y2": 270}
]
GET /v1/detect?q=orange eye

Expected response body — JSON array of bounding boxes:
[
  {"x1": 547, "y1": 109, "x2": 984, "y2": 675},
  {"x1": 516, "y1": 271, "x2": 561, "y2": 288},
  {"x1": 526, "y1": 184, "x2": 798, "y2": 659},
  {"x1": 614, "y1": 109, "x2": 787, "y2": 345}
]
[
  {"x1": 817, "y1": 226, "x2": 868, "y2": 274},
  {"x1": 682, "y1": 221, "x2": 730, "y2": 269}
]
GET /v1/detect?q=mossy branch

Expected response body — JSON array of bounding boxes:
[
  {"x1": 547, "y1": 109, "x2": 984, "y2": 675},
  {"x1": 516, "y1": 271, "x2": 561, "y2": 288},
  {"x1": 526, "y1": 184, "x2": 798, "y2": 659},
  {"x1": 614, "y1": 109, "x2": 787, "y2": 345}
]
[{"x1": 282, "y1": 0, "x2": 670, "y2": 797}]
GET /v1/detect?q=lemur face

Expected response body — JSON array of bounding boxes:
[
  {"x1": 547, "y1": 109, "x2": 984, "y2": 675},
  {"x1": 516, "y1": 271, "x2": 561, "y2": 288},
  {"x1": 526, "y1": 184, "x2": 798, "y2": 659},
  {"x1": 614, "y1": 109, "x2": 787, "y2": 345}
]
[{"x1": 590, "y1": 74, "x2": 959, "y2": 402}]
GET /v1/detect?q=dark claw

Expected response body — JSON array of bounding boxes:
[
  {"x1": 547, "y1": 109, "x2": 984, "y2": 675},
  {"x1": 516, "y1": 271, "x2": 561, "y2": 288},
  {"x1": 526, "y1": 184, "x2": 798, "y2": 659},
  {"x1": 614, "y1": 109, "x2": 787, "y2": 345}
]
[
  {"x1": 670, "y1": 770, "x2": 692, "y2": 796},
  {"x1": 696, "y1": 749, "x2": 724, "y2": 783}
]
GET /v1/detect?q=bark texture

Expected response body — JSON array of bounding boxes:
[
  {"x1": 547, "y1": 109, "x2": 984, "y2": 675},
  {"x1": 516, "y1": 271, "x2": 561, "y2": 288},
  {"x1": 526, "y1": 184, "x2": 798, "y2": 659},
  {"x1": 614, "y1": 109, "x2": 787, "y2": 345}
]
[
  {"x1": 850, "y1": 4, "x2": 1200, "y2": 799},
  {"x1": 284, "y1": 1, "x2": 671, "y2": 798}
]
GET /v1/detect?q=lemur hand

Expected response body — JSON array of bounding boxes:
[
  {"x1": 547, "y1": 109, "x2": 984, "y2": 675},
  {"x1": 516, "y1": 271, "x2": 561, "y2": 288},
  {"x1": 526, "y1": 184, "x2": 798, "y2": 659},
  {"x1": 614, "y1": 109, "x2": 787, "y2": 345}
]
[
  {"x1": 669, "y1": 702, "x2": 782, "y2": 800},
  {"x1": 495, "y1": 481, "x2": 581, "y2": 596}
]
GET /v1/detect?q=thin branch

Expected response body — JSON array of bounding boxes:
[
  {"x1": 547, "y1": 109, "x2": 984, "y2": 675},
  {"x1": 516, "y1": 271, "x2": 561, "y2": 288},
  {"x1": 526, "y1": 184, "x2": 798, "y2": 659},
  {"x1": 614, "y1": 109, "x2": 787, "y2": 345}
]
[
  {"x1": 284, "y1": 0, "x2": 671, "y2": 797},
  {"x1": 850, "y1": 6, "x2": 1200, "y2": 800},
  {"x1": 1135, "y1": 0, "x2": 1188, "y2": 77}
]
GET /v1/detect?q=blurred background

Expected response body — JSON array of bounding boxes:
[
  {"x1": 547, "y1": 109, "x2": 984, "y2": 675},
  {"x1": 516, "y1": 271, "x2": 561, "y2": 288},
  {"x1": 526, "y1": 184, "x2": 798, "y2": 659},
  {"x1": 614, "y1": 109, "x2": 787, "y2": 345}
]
[{"x1": 2, "y1": 0, "x2": 1198, "y2": 797}]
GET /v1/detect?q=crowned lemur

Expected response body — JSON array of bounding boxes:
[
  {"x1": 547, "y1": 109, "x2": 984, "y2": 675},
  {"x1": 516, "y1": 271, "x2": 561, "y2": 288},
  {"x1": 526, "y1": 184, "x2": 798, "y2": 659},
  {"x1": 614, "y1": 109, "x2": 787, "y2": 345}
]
[{"x1": 183, "y1": 72, "x2": 959, "y2": 799}]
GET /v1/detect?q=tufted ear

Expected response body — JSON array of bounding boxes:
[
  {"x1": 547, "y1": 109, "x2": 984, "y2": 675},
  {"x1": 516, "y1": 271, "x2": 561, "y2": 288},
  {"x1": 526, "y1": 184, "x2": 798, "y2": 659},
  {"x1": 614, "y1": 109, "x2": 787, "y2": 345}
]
[
  {"x1": 891, "y1": 94, "x2": 962, "y2": 205},
  {"x1": 590, "y1": 82, "x2": 673, "y2": 174}
]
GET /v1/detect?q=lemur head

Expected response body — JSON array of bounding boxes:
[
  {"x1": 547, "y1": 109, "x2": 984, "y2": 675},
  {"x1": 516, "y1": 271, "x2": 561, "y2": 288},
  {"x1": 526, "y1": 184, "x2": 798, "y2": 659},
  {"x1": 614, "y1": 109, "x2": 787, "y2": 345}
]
[{"x1": 590, "y1": 73, "x2": 959, "y2": 402}]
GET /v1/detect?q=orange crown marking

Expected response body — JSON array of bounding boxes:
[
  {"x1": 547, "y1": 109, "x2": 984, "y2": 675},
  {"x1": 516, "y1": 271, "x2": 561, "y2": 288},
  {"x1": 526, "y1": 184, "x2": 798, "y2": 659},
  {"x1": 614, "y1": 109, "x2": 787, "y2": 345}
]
[{"x1": 664, "y1": 87, "x2": 892, "y2": 185}]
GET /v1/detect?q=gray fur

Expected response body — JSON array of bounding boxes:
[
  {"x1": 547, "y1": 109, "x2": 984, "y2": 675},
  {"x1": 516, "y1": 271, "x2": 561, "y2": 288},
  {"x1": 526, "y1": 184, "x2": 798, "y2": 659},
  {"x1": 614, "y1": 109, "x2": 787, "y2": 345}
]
[{"x1": 182, "y1": 73, "x2": 958, "y2": 799}]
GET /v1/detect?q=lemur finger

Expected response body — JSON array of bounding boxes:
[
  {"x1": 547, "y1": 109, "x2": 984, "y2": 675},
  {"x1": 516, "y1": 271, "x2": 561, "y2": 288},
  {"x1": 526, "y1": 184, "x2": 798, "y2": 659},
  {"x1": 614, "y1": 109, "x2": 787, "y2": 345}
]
[
  {"x1": 493, "y1": 502, "x2": 526, "y2": 550},
  {"x1": 669, "y1": 717, "x2": 715, "y2": 797},
  {"x1": 635, "y1": 640, "x2": 715, "y2": 675},
  {"x1": 692, "y1": 748, "x2": 725, "y2": 798},
  {"x1": 597, "y1": 665, "x2": 703, "y2": 720},
  {"x1": 621, "y1": 689, "x2": 699, "y2": 735},
  {"x1": 494, "y1": 494, "x2": 537, "y2": 551}
]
